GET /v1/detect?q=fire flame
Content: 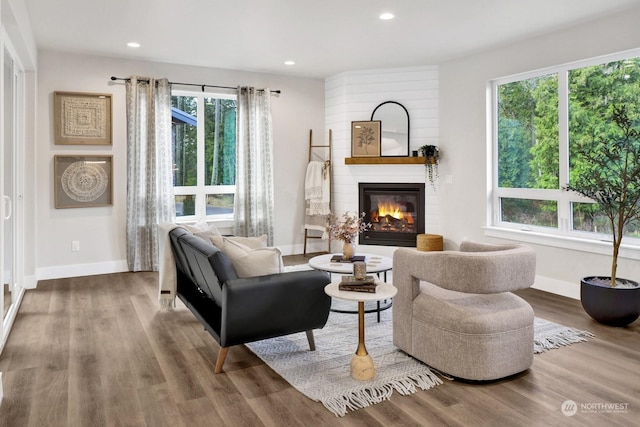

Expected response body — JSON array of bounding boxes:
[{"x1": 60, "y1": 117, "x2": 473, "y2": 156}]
[{"x1": 372, "y1": 200, "x2": 414, "y2": 224}]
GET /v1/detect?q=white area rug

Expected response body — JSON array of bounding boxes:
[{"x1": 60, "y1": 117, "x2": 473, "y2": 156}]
[
  {"x1": 261, "y1": 264, "x2": 595, "y2": 416},
  {"x1": 246, "y1": 302, "x2": 441, "y2": 417},
  {"x1": 533, "y1": 317, "x2": 594, "y2": 353}
]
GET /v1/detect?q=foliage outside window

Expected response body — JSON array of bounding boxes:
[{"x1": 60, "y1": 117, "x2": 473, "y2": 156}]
[
  {"x1": 493, "y1": 53, "x2": 640, "y2": 243},
  {"x1": 172, "y1": 91, "x2": 236, "y2": 221}
]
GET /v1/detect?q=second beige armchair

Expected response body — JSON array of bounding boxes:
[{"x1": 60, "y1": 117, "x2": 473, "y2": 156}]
[{"x1": 393, "y1": 241, "x2": 536, "y2": 381}]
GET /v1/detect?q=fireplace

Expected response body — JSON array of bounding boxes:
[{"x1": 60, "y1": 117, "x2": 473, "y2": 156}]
[{"x1": 358, "y1": 182, "x2": 425, "y2": 247}]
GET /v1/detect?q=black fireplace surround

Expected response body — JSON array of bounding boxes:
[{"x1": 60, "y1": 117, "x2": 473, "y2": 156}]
[{"x1": 358, "y1": 182, "x2": 425, "y2": 247}]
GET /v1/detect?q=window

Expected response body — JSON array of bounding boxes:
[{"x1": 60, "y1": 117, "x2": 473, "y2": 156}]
[
  {"x1": 492, "y1": 51, "x2": 640, "y2": 247},
  {"x1": 171, "y1": 91, "x2": 236, "y2": 222}
]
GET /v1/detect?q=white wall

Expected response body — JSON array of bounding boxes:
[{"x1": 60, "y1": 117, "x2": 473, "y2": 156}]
[
  {"x1": 35, "y1": 51, "x2": 324, "y2": 280},
  {"x1": 324, "y1": 66, "x2": 441, "y2": 256},
  {"x1": 440, "y1": 6, "x2": 640, "y2": 298}
]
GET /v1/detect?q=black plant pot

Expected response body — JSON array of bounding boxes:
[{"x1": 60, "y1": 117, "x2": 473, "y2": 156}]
[{"x1": 580, "y1": 276, "x2": 640, "y2": 327}]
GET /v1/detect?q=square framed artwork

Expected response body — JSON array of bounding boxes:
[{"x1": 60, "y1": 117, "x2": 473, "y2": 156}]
[
  {"x1": 54, "y1": 91, "x2": 112, "y2": 145},
  {"x1": 351, "y1": 120, "x2": 381, "y2": 157},
  {"x1": 54, "y1": 155, "x2": 113, "y2": 208}
]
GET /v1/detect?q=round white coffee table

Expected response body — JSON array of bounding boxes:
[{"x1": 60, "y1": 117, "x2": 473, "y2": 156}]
[
  {"x1": 308, "y1": 253, "x2": 392, "y2": 278},
  {"x1": 324, "y1": 281, "x2": 397, "y2": 381},
  {"x1": 309, "y1": 253, "x2": 393, "y2": 322}
]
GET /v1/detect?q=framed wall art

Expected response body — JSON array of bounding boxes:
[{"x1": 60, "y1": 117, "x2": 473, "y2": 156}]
[
  {"x1": 351, "y1": 120, "x2": 381, "y2": 157},
  {"x1": 54, "y1": 155, "x2": 113, "y2": 208},
  {"x1": 54, "y1": 91, "x2": 112, "y2": 145}
]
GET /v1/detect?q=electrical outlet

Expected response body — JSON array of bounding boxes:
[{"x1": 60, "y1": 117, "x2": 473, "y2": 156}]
[{"x1": 72, "y1": 241, "x2": 80, "y2": 252}]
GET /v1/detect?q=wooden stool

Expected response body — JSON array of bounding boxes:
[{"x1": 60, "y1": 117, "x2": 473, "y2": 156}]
[{"x1": 416, "y1": 234, "x2": 443, "y2": 251}]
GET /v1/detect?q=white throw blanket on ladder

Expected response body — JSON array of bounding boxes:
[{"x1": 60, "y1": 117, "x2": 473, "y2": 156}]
[{"x1": 304, "y1": 160, "x2": 331, "y2": 237}]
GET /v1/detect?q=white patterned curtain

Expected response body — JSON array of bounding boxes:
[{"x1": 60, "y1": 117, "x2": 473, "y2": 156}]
[
  {"x1": 234, "y1": 87, "x2": 275, "y2": 245},
  {"x1": 125, "y1": 76, "x2": 175, "y2": 271}
]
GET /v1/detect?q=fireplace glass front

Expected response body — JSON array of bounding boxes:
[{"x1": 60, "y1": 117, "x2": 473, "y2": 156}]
[{"x1": 358, "y1": 182, "x2": 425, "y2": 247}]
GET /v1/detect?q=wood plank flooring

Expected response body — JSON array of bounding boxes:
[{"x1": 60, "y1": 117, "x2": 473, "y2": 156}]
[{"x1": 0, "y1": 268, "x2": 639, "y2": 426}]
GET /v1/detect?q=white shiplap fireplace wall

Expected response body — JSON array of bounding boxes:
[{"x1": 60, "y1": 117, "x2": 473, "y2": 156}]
[{"x1": 324, "y1": 66, "x2": 442, "y2": 257}]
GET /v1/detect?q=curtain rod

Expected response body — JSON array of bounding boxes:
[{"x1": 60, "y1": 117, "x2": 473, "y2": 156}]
[{"x1": 109, "y1": 76, "x2": 281, "y2": 94}]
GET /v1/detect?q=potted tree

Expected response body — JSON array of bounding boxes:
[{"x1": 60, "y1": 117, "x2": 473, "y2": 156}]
[
  {"x1": 418, "y1": 144, "x2": 440, "y2": 189},
  {"x1": 566, "y1": 104, "x2": 640, "y2": 326}
]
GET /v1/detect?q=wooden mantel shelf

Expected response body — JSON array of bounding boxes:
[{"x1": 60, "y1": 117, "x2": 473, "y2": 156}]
[{"x1": 344, "y1": 157, "x2": 426, "y2": 165}]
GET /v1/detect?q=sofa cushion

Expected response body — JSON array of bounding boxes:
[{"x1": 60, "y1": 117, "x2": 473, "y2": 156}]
[{"x1": 215, "y1": 238, "x2": 283, "y2": 278}]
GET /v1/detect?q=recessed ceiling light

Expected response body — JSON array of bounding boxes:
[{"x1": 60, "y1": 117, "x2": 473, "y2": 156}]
[
  {"x1": 127, "y1": 42, "x2": 141, "y2": 48},
  {"x1": 284, "y1": 60, "x2": 295, "y2": 66},
  {"x1": 379, "y1": 12, "x2": 394, "y2": 20}
]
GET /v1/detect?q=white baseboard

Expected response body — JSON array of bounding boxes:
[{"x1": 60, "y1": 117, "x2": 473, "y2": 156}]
[
  {"x1": 35, "y1": 260, "x2": 129, "y2": 282},
  {"x1": 30, "y1": 258, "x2": 580, "y2": 303},
  {"x1": 1, "y1": 286, "x2": 24, "y2": 354},
  {"x1": 532, "y1": 275, "x2": 580, "y2": 300},
  {"x1": 280, "y1": 241, "x2": 331, "y2": 256},
  {"x1": 277, "y1": 244, "x2": 298, "y2": 256},
  {"x1": 23, "y1": 274, "x2": 38, "y2": 289}
]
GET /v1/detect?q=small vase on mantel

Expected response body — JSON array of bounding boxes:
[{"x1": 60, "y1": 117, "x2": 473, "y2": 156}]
[{"x1": 342, "y1": 241, "x2": 355, "y2": 260}]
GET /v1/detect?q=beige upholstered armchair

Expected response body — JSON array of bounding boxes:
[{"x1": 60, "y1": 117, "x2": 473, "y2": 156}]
[{"x1": 393, "y1": 241, "x2": 536, "y2": 381}]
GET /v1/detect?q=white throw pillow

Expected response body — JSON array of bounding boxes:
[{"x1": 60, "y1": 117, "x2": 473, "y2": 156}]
[
  {"x1": 185, "y1": 221, "x2": 222, "y2": 241},
  {"x1": 210, "y1": 234, "x2": 267, "y2": 250},
  {"x1": 183, "y1": 221, "x2": 209, "y2": 233},
  {"x1": 217, "y1": 238, "x2": 283, "y2": 278}
]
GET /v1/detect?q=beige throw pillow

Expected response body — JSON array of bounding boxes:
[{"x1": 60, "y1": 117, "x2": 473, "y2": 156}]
[
  {"x1": 216, "y1": 238, "x2": 283, "y2": 278},
  {"x1": 185, "y1": 221, "x2": 222, "y2": 241},
  {"x1": 209, "y1": 234, "x2": 267, "y2": 250}
]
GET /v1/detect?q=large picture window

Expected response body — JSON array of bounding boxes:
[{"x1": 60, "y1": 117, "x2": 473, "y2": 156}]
[
  {"x1": 492, "y1": 51, "x2": 640, "y2": 245},
  {"x1": 172, "y1": 91, "x2": 236, "y2": 221}
]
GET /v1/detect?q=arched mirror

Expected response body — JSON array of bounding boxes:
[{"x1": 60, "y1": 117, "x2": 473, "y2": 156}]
[{"x1": 371, "y1": 101, "x2": 409, "y2": 157}]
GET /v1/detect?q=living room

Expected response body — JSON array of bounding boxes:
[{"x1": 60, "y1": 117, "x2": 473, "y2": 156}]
[{"x1": 2, "y1": 0, "x2": 640, "y2": 425}]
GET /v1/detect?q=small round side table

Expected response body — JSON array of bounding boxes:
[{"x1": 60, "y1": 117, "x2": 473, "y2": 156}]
[{"x1": 324, "y1": 281, "x2": 398, "y2": 381}]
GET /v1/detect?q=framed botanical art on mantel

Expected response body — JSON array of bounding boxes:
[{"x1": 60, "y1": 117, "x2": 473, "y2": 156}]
[
  {"x1": 54, "y1": 155, "x2": 113, "y2": 208},
  {"x1": 54, "y1": 91, "x2": 112, "y2": 145},
  {"x1": 351, "y1": 120, "x2": 381, "y2": 157}
]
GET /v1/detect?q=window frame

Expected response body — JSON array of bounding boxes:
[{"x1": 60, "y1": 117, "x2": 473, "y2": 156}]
[
  {"x1": 172, "y1": 89, "x2": 236, "y2": 225},
  {"x1": 487, "y1": 48, "x2": 640, "y2": 261}
]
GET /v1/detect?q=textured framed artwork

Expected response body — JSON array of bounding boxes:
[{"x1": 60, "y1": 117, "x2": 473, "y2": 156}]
[
  {"x1": 54, "y1": 155, "x2": 113, "y2": 208},
  {"x1": 54, "y1": 91, "x2": 112, "y2": 145},
  {"x1": 351, "y1": 120, "x2": 381, "y2": 157}
]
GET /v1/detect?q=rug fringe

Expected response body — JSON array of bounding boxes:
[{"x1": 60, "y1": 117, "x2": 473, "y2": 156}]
[
  {"x1": 534, "y1": 328, "x2": 595, "y2": 353},
  {"x1": 321, "y1": 371, "x2": 443, "y2": 417}
]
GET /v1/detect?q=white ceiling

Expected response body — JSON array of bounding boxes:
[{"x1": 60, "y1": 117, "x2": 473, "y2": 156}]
[{"x1": 24, "y1": 0, "x2": 640, "y2": 79}]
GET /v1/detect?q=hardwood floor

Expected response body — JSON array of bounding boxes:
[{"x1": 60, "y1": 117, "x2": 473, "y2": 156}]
[{"x1": 0, "y1": 269, "x2": 638, "y2": 426}]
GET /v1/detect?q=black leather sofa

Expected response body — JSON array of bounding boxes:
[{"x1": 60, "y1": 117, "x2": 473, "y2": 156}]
[{"x1": 169, "y1": 227, "x2": 332, "y2": 373}]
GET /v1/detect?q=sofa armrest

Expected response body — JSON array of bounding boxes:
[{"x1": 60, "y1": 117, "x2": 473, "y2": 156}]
[{"x1": 220, "y1": 270, "x2": 331, "y2": 347}]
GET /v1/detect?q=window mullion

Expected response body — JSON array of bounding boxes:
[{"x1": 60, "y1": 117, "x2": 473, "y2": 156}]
[
  {"x1": 196, "y1": 94, "x2": 205, "y2": 219},
  {"x1": 557, "y1": 70, "x2": 570, "y2": 233},
  {"x1": 489, "y1": 81, "x2": 499, "y2": 227}
]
